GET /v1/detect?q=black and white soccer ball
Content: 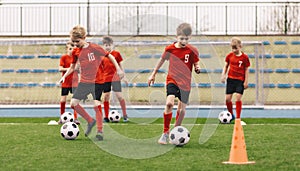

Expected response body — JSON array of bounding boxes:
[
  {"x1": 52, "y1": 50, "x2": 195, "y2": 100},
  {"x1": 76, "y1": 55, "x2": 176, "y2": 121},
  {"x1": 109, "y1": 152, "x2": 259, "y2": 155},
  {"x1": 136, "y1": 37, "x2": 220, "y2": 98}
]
[
  {"x1": 218, "y1": 111, "x2": 233, "y2": 124},
  {"x1": 108, "y1": 110, "x2": 121, "y2": 122},
  {"x1": 60, "y1": 111, "x2": 74, "y2": 124},
  {"x1": 169, "y1": 126, "x2": 190, "y2": 146},
  {"x1": 60, "y1": 122, "x2": 80, "y2": 140}
]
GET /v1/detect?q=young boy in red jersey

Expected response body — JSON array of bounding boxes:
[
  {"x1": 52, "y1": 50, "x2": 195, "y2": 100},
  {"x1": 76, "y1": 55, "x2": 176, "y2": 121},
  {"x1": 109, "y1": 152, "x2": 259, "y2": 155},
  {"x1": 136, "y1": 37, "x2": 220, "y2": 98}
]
[
  {"x1": 101, "y1": 36, "x2": 129, "y2": 123},
  {"x1": 148, "y1": 23, "x2": 201, "y2": 144},
  {"x1": 58, "y1": 41, "x2": 80, "y2": 125},
  {"x1": 221, "y1": 37, "x2": 250, "y2": 120},
  {"x1": 59, "y1": 25, "x2": 124, "y2": 141}
]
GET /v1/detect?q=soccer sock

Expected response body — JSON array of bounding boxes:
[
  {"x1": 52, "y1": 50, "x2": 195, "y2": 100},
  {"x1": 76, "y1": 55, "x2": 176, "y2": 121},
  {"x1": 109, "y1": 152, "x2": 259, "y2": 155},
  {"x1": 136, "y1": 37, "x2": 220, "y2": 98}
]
[
  {"x1": 104, "y1": 101, "x2": 109, "y2": 118},
  {"x1": 175, "y1": 110, "x2": 180, "y2": 122},
  {"x1": 175, "y1": 110, "x2": 185, "y2": 127},
  {"x1": 72, "y1": 104, "x2": 93, "y2": 123},
  {"x1": 236, "y1": 101, "x2": 242, "y2": 119},
  {"x1": 163, "y1": 112, "x2": 172, "y2": 134},
  {"x1": 120, "y1": 99, "x2": 127, "y2": 118},
  {"x1": 73, "y1": 110, "x2": 78, "y2": 119},
  {"x1": 94, "y1": 105, "x2": 103, "y2": 132},
  {"x1": 226, "y1": 101, "x2": 233, "y2": 115},
  {"x1": 60, "y1": 102, "x2": 66, "y2": 114}
]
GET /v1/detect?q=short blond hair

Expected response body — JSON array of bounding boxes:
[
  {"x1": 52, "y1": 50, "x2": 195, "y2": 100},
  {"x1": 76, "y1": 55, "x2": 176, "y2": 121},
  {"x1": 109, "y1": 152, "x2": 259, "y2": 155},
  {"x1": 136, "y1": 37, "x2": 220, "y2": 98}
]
[
  {"x1": 231, "y1": 37, "x2": 242, "y2": 46},
  {"x1": 176, "y1": 23, "x2": 192, "y2": 36},
  {"x1": 70, "y1": 25, "x2": 86, "y2": 39}
]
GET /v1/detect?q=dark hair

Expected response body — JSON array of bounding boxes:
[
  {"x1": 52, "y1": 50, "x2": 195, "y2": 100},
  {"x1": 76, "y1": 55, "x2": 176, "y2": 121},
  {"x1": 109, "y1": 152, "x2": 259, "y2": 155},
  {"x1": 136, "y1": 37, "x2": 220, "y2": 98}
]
[
  {"x1": 176, "y1": 23, "x2": 192, "y2": 36},
  {"x1": 102, "y1": 36, "x2": 113, "y2": 44}
]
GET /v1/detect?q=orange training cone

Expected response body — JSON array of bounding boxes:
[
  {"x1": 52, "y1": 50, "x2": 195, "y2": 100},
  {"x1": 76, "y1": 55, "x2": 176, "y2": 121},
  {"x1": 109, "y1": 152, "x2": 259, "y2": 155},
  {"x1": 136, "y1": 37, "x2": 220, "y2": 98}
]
[{"x1": 223, "y1": 119, "x2": 255, "y2": 164}]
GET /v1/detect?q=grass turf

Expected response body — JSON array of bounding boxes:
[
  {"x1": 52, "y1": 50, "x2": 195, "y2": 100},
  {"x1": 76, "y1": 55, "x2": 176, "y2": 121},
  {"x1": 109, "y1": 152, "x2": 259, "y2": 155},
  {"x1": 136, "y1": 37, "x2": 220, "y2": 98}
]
[{"x1": 0, "y1": 118, "x2": 299, "y2": 171}]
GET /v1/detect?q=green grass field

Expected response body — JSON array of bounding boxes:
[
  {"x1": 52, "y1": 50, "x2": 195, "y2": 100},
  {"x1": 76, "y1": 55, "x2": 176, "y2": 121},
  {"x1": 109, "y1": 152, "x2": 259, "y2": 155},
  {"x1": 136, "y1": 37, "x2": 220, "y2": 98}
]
[{"x1": 0, "y1": 117, "x2": 299, "y2": 171}]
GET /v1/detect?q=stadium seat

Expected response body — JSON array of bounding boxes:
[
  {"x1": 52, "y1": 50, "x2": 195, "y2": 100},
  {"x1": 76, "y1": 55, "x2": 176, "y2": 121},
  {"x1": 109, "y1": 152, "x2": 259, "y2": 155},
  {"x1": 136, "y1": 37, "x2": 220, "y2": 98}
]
[
  {"x1": 274, "y1": 40, "x2": 287, "y2": 45},
  {"x1": 293, "y1": 83, "x2": 300, "y2": 88},
  {"x1": 11, "y1": 83, "x2": 26, "y2": 88},
  {"x1": 50, "y1": 55, "x2": 61, "y2": 59},
  {"x1": 139, "y1": 54, "x2": 152, "y2": 59},
  {"x1": 198, "y1": 83, "x2": 211, "y2": 88},
  {"x1": 273, "y1": 54, "x2": 288, "y2": 58},
  {"x1": 199, "y1": 69, "x2": 212, "y2": 73},
  {"x1": 261, "y1": 69, "x2": 273, "y2": 73},
  {"x1": 1, "y1": 69, "x2": 14, "y2": 73},
  {"x1": 275, "y1": 68, "x2": 290, "y2": 73},
  {"x1": 21, "y1": 55, "x2": 35, "y2": 59},
  {"x1": 213, "y1": 69, "x2": 223, "y2": 73},
  {"x1": 16, "y1": 69, "x2": 31, "y2": 73},
  {"x1": 191, "y1": 83, "x2": 197, "y2": 87},
  {"x1": 32, "y1": 69, "x2": 46, "y2": 73},
  {"x1": 292, "y1": 68, "x2": 300, "y2": 73},
  {"x1": 291, "y1": 40, "x2": 300, "y2": 45},
  {"x1": 7, "y1": 55, "x2": 20, "y2": 59},
  {"x1": 157, "y1": 69, "x2": 166, "y2": 73},
  {"x1": 277, "y1": 83, "x2": 292, "y2": 88},
  {"x1": 27, "y1": 83, "x2": 40, "y2": 88},
  {"x1": 151, "y1": 83, "x2": 165, "y2": 87},
  {"x1": 199, "y1": 54, "x2": 212, "y2": 58},
  {"x1": 263, "y1": 83, "x2": 275, "y2": 88},
  {"x1": 290, "y1": 54, "x2": 300, "y2": 58},
  {"x1": 135, "y1": 83, "x2": 148, "y2": 87},
  {"x1": 0, "y1": 83, "x2": 10, "y2": 88},
  {"x1": 121, "y1": 82, "x2": 134, "y2": 87},
  {"x1": 0, "y1": 55, "x2": 7, "y2": 59},
  {"x1": 38, "y1": 55, "x2": 51, "y2": 59},
  {"x1": 248, "y1": 54, "x2": 255, "y2": 58},
  {"x1": 249, "y1": 68, "x2": 255, "y2": 73},
  {"x1": 248, "y1": 83, "x2": 256, "y2": 88},
  {"x1": 213, "y1": 83, "x2": 226, "y2": 87},
  {"x1": 262, "y1": 41, "x2": 270, "y2": 45},
  {"x1": 263, "y1": 54, "x2": 272, "y2": 58},
  {"x1": 124, "y1": 69, "x2": 136, "y2": 73},
  {"x1": 47, "y1": 69, "x2": 59, "y2": 73},
  {"x1": 41, "y1": 83, "x2": 57, "y2": 88},
  {"x1": 137, "y1": 69, "x2": 151, "y2": 73},
  {"x1": 153, "y1": 54, "x2": 161, "y2": 58}
]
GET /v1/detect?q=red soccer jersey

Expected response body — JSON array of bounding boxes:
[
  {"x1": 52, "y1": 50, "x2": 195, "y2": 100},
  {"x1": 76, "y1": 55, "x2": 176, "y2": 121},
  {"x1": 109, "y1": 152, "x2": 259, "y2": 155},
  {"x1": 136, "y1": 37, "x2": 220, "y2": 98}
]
[
  {"x1": 225, "y1": 52, "x2": 250, "y2": 81},
  {"x1": 60, "y1": 54, "x2": 79, "y2": 88},
  {"x1": 103, "y1": 50, "x2": 123, "y2": 82},
  {"x1": 162, "y1": 43, "x2": 199, "y2": 91},
  {"x1": 72, "y1": 43, "x2": 108, "y2": 84}
]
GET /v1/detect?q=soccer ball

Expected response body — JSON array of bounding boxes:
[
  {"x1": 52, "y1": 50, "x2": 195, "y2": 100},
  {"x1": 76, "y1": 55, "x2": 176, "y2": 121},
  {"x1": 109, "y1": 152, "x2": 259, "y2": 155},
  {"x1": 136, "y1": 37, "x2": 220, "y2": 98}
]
[
  {"x1": 60, "y1": 122, "x2": 80, "y2": 140},
  {"x1": 60, "y1": 111, "x2": 74, "y2": 124},
  {"x1": 169, "y1": 126, "x2": 190, "y2": 146},
  {"x1": 218, "y1": 111, "x2": 233, "y2": 124},
  {"x1": 108, "y1": 110, "x2": 121, "y2": 122}
]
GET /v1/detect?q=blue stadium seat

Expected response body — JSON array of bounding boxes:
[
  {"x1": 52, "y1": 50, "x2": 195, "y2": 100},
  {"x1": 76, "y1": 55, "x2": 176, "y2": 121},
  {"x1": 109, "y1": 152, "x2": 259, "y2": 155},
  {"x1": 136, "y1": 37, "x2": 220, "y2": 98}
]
[
  {"x1": 0, "y1": 55, "x2": 7, "y2": 59},
  {"x1": 32, "y1": 69, "x2": 46, "y2": 73},
  {"x1": 293, "y1": 83, "x2": 300, "y2": 88},
  {"x1": 139, "y1": 54, "x2": 152, "y2": 59},
  {"x1": 16, "y1": 69, "x2": 31, "y2": 73},
  {"x1": 261, "y1": 69, "x2": 273, "y2": 73},
  {"x1": 153, "y1": 54, "x2": 161, "y2": 58},
  {"x1": 152, "y1": 83, "x2": 165, "y2": 87},
  {"x1": 27, "y1": 83, "x2": 40, "y2": 88},
  {"x1": 21, "y1": 55, "x2": 35, "y2": 59},
  {"x1": 11, "y1": 83, "x2": 26, "y2": 88},
  {"x1": 263, "y1": 83, "x2": 275, "y2": 88},
  {"x1": 50, "y1": 55, "x2": 61, "y2": 59},
  {"x1": 273, "y1": 54, "x2": 288, "y2": 58},
  {"x1": 191, "y1": 83, "x2": 197, "y2": 87},
  {"x1": 248, "y1": 83, "x2": 256, "y2": 88},
  {"x1": 249, "y1": 68, "x2": 255, "y2": 73},
  {"x1": 263, "y1": 54, "x2": 272, "y2": 58},
  {"x1": 275, "y1": 68, "x2": 290, "y2": 73},
  {"x1": 291, "y1": 41, "x2": 300, "y2": 45},
  {"x1": 274, "y1": 40, "x2": 287, "y2": 45},
  {"x1": 157, "y1": 69, "x2": 166, "y2": 73},
  {"x1": 1, "y1": 69, "x2": 14, "y2": 73},
  {"x1": 213, "y1": 83, "x2": 226, "y2": 87},
  {"x1": 124, "y1": 69, "x2": 136, "y2": 73},
  {"x1": 47, "y1": 69, "x2": 59, "y2": 73},
  {"x1": 290, "y1": 54, "x2": 300, "y2": 58},
  {"x1": 262, "y1": 41, "x2": 270, "y2": 45},
  {"x1": 137, "y1": 69, "x2": 151, "y2": 73},
  {"x1": 292, "y1": 68, "x2": 300, "y2": 73},
  {"x1": 277, "y1": 83, "x2": 292, "y2": 88},
  {"x1": 0, "y1": 83, "x2": 10, "y2": 88},
  {"x1": 7, "y1": 55, "x2": 20, "y2": 59},
  {"x1": 41, "y1": 83, "x2": 57, "y2": 88},
  {"x1": 198, "y1": 83, "x2": 211, "y2": 88},
  {"x1": 135, "y1": 83, "x2": 148, "y2": 87},
  {"x1": 199, "y1": 69, "x2": 212, "y2": 73},
  {"x1": 199, "y1": 54, "x2": 212, "y2": 58},
  {"x1": 213, "y1": 69, "x2": 223, "y2": 73},
  {"x1": 121, "y1": 82, "x2": 134, "y2": 87},
  {"x1": 248, "y1": 54, "x2": 255, "y2": 58},
  {"x1": 38, "y1": 55, "x2": 51, "y2": 59}
]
